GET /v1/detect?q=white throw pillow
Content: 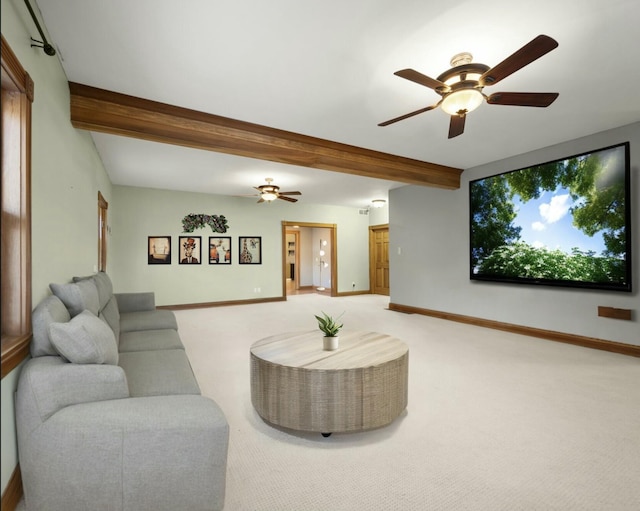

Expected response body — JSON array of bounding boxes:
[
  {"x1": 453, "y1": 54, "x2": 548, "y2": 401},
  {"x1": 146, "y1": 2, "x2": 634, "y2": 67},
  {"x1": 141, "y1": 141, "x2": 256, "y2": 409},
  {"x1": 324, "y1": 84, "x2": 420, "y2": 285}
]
[{"x1": 49, "y1": 310, "x2": 118, "y2": 365}]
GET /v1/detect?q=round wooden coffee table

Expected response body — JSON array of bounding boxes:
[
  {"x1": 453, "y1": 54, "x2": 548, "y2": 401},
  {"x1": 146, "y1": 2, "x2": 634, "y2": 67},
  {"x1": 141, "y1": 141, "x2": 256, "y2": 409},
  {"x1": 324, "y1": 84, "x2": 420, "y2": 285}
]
[{"x1": 250, "y1": 330, "x2": 408, "y2": 435}]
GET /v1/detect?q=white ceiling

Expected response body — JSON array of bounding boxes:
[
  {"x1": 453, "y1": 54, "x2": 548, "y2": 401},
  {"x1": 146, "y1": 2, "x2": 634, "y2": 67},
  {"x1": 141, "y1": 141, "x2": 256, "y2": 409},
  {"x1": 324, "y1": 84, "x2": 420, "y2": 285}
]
[{"x1": 33, "y1": 0, "x2": 640, "y2": 208}]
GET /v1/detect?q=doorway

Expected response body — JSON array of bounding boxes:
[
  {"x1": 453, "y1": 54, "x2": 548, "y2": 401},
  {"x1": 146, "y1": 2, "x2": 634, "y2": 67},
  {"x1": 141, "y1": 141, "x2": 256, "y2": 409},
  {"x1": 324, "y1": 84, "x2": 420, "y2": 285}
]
[
  {"x1": 369, "y1": 224, "x2": 389, "y2": 296},
  {"x1": 282, "y1": 222, "x2": 337, "y2": 297}
]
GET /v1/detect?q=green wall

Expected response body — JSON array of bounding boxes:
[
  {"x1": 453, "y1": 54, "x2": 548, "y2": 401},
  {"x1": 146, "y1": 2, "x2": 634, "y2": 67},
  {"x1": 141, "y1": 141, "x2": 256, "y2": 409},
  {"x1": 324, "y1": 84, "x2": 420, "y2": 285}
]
[
  {"x1": 1, "y1": 0, "x2": 113, "y2": 494},
  {"x1": 110, "y1": 185, "x2": 372, "y2": 305}
]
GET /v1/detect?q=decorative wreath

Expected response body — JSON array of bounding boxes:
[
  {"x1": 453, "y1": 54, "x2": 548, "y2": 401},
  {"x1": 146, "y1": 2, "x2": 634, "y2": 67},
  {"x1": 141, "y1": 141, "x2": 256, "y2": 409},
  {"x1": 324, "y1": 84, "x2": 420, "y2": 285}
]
[{"x1": 182, "y1": 214, "x2": 229, "y2": 233}]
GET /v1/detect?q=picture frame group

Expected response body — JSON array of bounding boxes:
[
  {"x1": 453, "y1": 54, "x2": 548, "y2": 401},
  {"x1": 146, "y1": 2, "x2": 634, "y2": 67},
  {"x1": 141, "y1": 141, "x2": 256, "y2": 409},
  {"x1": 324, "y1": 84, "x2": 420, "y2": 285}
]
[{"x1": 148, "y1": 235, "x2": 260, "y2": 265}]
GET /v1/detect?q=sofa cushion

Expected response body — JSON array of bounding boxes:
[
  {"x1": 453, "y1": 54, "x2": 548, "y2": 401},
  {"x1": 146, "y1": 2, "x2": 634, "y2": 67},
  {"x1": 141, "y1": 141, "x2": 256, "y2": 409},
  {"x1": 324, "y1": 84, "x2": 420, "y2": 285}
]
[
  {"x1": 120, "y1": 309, "x2": 178, "y2": 333},
  {"x1": 115, "y1": 292, "x2": 156, "y2": 313},
  {"x1": 49, "y1": 310, "x2": 119, "y2": 365},
  {"x1": 49, "y1": 280, "x2": 99, "y2": 318},
  {"x1": 31, "y1": 296, "x2": 71, "y2": 357},
  {"x1": 118, "y1": 350, "x2": 200, "y2": 397},
  {"x1": 119, "y1": 329, "x2": 184, "y2": 353}
]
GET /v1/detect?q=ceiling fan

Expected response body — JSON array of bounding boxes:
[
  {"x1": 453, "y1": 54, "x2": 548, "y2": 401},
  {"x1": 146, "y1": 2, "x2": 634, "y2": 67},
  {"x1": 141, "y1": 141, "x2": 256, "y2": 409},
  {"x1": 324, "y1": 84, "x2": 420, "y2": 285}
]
[
  {"x1": 242, "y1": 178, "x2": 302, "y2": 203},
  {"x1": 379, "y1": 34, "x2": 559, "y2": 138}
]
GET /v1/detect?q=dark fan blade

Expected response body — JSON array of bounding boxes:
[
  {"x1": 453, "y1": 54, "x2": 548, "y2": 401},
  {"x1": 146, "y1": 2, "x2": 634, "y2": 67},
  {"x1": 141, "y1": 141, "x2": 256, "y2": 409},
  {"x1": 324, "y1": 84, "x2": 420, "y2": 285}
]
[
  {"x1": 487, "y1": 92, "x2": 559, "y2": 107},
  {"x1": 480, "y1": 35, "x2": 558, "y2": 86},
  {"x1": 394, "y1": 69, "x2": 448, "y2": 91},
  {"x1": 278, "y1": 191, "x2": 302, "y2": 196},
  {"x1": 277, "y1": 195, "x2": 298, "y2": 203},
  {"x1": 378, "y1": 103, "x2": 440, "y2": 127},
  {"x1": 448, "y1": 115, "x2": 466, "y2": 139},
  {"x1": 257, "y1": 197, "x2": 265, "y2": 203}
]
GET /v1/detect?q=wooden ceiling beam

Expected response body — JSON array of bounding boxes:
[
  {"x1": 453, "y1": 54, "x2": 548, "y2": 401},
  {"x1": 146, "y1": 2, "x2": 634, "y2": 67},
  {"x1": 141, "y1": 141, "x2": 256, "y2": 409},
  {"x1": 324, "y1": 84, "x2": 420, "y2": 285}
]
[{"x1": 69, "y1": 82, "x2": 462, "y2": 189}]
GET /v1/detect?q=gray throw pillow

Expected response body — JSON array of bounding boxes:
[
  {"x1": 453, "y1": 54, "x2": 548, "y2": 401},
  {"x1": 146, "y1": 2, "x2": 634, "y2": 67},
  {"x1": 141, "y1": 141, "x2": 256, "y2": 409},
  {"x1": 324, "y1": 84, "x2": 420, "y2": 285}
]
[
  {"x1": 50, "y1": 280, "x2": 100, "y2": 317},
  {"x1": 49, "y1": 310, "x2": 118, "y2": 365},
  {"x1": 74, "y1": 272, "x2": 113, "y2": 311}
]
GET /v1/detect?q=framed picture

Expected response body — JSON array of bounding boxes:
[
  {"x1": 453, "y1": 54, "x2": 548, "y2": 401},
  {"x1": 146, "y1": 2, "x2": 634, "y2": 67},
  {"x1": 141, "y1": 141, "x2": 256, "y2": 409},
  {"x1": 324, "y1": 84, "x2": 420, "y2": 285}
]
[
  {"x1": 209, "y1": 236, "x2": 232, "y2": 264},
  {"x1": 239, "y1": 236, "x2": 262, "y2": 264},
  {"x1": 148, "y1": 236, "x2": 171, "y2": 264},
  {"x1": 179, "y1": 236, "x2": 202, "y2": 265}
]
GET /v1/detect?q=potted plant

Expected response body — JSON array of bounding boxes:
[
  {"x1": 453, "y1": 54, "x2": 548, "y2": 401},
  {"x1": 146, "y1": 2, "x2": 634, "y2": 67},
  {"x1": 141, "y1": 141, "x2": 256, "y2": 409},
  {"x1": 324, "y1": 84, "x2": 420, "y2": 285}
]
[{"x1": 314, "y1": 311, "x2": 344, "y2": 351}]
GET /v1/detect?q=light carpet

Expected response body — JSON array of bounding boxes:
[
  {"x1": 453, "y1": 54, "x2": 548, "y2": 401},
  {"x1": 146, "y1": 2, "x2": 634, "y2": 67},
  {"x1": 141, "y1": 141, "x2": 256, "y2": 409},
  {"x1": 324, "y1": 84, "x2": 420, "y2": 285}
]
[
  {"x1": 178, "y1": 294, "x2": 639, "y2": 511},
  {"x1": 14, "y1": 293, "x2": 640, "y2": 511}
]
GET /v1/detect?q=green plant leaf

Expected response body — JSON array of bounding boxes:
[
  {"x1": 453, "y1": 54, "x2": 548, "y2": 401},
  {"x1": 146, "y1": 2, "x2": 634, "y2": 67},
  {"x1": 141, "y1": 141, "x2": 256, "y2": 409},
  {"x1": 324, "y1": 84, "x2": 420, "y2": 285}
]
[{"x1": 314, "y1": 311, "x2": 344, "y2": 336}]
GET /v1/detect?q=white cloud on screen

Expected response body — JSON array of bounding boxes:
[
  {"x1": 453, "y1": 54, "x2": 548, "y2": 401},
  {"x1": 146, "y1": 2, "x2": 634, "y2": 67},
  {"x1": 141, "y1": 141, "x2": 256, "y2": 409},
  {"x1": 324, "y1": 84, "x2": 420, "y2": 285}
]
[{"x1": 539, "y1": 194, "x2": 571, "y2": 224}]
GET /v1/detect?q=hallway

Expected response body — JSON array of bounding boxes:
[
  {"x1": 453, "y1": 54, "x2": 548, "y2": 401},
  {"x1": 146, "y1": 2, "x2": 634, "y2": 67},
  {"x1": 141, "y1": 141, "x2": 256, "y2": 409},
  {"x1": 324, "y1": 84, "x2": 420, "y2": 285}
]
[{"x1": 285, "y1": 280, "x2": 331, "y2": 296}]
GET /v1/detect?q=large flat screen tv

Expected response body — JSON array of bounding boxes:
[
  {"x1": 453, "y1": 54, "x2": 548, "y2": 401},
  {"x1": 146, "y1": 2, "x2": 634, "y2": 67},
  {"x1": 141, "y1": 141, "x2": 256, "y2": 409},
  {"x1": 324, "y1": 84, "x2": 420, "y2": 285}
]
[{"x1": 469, "y1": 142, "x2": 631, "y2": 292}]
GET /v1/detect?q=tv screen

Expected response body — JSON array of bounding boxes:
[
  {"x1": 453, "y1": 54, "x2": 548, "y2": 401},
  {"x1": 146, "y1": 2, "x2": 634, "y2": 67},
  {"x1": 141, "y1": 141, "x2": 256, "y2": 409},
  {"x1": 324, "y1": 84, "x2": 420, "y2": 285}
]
[{"x1": 469, "y1": 142, "x2": 631, "y2": 292}]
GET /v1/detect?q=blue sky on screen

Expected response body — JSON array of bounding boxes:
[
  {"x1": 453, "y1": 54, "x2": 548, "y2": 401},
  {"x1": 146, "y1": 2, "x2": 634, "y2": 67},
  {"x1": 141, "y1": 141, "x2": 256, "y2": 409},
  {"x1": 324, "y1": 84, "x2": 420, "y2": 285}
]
[{"x1": 513, "y1": 187, "x2": 606, "y2": 255}]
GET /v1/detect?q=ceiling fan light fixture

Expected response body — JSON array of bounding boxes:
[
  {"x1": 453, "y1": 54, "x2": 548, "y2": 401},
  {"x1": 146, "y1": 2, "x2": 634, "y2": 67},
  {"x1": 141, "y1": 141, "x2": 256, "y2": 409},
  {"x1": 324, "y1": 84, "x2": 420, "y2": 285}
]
[
  {"x1": 380, "y1": 35, "x2": 559, "y2": 137},
  {"x1": 444, "y1": 75, "x2": 460, "y2": 87},
  {"x1": 441, "y1": 88, "x2": 483, "y2": 116},
  {"x1": 243, "y1": 178, "x2": 301, "y2": 203}
]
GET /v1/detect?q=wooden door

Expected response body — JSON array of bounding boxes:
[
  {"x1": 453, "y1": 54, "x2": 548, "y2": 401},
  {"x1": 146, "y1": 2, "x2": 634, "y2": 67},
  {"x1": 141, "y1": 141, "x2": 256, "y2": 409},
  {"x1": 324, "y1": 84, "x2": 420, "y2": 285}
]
[{"x1": 369, "y1": 225, "x2": 389, "y2": 295}]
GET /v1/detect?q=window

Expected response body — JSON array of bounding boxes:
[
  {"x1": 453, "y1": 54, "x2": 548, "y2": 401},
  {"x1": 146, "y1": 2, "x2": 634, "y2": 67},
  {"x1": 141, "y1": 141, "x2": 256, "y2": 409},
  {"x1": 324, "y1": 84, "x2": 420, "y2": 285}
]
[{"x1": 1, "y1": 36, "x2": 33, "y2": 378}]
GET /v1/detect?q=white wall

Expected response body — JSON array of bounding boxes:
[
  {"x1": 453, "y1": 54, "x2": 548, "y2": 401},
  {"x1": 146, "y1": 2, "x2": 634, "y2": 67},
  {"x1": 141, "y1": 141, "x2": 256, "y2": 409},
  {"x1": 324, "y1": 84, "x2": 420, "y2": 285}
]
[
  {"x1": 311, "y1": 228, "x2": 332, "y2": 289},
  {"x1": 368, "y1": 201, "x2": 389, "y2": 226},
  {"x1": 299, "y1": 228, "x2": 314, "y2": 286},
  {"x1": 390, "y1": 122, "x2": 640, "y2": 346},
  {"x1": 1, "y1": 0, "x2": 113, "y2": 494},
  {"x1": 110, "y1": 186, "x2": 372, "y2": 304}
]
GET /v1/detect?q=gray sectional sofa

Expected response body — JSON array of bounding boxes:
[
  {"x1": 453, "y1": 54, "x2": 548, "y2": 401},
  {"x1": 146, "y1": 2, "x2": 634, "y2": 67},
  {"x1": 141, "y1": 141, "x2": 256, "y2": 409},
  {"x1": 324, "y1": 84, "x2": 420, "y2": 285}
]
[{"x1": 16, "y1": 272, "x2": 229, "y2": 511}]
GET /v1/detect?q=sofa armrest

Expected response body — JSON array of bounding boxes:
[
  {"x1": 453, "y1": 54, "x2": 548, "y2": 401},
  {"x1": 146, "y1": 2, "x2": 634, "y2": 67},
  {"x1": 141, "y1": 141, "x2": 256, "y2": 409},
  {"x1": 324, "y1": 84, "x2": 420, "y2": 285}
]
[
  {"x1": 16, "y1": 357, "x2": 129, "y2": 425},
  {"x1": 20, "y1": 395, "x2": 229, "y2": 511},
  {"x1": 115, "y1": 292, "x2": 156, "y2": 313}
]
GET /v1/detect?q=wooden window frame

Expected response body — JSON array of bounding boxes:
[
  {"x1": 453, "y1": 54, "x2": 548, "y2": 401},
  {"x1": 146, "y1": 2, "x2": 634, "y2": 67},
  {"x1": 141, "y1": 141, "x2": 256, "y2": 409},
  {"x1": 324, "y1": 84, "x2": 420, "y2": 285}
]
[{"x1": 1, "y1": 36, "x2": 33, "y2": 378}]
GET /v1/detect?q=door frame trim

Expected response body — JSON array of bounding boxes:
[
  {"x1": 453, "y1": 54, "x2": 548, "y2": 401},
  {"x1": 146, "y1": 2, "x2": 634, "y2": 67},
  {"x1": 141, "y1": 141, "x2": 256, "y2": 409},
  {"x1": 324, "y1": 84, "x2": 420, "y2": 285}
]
[
  {"x1": 282, "y1": 221, "x2": 337, "y2": 297},
  {"x1": 285, "y1": 229, "x2": 301, "y2": 293}
]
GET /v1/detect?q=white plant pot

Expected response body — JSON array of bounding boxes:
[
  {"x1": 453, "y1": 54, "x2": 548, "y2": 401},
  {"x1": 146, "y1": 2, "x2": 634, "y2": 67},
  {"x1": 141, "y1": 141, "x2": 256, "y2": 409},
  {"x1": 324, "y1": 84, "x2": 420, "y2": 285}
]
[{"x1": 323, "y1": 336, "x2": 339, "y2": 351}]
